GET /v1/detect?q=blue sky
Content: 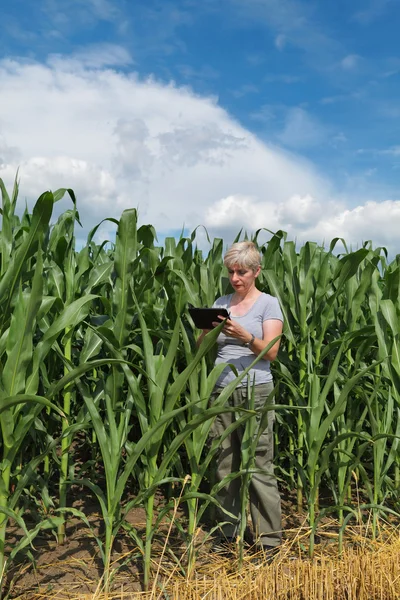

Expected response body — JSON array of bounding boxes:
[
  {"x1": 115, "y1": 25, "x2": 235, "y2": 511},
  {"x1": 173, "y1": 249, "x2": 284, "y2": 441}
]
[{"x1": 1, "y1": 0, "x2": 400, "y2": 251}]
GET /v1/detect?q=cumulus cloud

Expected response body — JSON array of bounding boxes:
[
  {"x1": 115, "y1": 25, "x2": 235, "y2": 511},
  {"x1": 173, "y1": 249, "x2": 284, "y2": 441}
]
[
  {"x1": 306, "y1": 200, "x2": 400, "y2": 250},
  {"x1": 204, "y1": 193, "x2": 329, "y2": 234},
  {"x1": 204, "y1": 194, "x2": 338, "y2": 238},
  {"x1": 0, "y1": 54, "x2": 326, "y2": 229},
  {"x1": 0, "y1": 135, "x2": 21, "y2": 165},
  {"x1": 204, "y1": 194, "x2": 400, "y2": 254},
  {"x1": 0, "y1": 53, "x2": 399, "y2": 253},
  {"x1": 0, "y1": 156, "x2": 117, "y2": 208}
]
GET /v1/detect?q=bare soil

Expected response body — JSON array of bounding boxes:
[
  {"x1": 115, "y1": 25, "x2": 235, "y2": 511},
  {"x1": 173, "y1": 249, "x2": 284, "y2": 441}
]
[{"x1": 3, "y1": 489, "x2": 386, "y2": 599}]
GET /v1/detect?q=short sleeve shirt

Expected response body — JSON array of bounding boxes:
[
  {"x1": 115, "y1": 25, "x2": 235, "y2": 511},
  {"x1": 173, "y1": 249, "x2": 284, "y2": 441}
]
[{"x1": 213, "y1": 293, "x2": 283, "y2": 387}]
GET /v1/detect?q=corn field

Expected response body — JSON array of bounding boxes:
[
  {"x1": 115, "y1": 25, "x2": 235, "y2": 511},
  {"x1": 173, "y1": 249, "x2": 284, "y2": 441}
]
[{"x1": 0, "y1": 178, "x2": 399, "y2": 598}]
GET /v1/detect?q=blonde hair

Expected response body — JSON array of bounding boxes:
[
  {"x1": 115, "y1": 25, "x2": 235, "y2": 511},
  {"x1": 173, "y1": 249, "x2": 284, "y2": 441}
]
[{"x1": 223, "y1": 241, "x2": 261, "y2": 271}]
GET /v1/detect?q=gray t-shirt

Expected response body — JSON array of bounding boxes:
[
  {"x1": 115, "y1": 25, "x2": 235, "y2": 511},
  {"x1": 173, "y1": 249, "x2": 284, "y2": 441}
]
[{"x1": 213, "y1": 293, "x2": 283, "y2": 387}]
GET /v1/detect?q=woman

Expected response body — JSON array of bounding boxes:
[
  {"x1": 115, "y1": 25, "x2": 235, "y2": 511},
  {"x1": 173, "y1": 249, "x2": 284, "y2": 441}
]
[{"x1": 198, "y1": 241, "x2": 283, "y2": 554}]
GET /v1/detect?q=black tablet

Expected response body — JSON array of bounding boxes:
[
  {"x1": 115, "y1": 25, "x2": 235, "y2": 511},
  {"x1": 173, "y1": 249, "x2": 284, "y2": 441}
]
[{"x1": 188, "y1": 307, "x2": 230, "y2": 330}]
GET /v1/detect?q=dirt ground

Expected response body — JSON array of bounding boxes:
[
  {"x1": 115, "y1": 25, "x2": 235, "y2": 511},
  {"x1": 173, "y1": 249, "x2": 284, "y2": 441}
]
[{"x1": 4, "y1": 489, "x2": 349, "y2": 599}]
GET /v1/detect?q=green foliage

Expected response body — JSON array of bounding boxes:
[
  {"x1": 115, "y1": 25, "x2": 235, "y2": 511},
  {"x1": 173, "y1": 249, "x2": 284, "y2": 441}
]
[{"x1": 0, "y1": 176, "x2": 399, "y2": 593}]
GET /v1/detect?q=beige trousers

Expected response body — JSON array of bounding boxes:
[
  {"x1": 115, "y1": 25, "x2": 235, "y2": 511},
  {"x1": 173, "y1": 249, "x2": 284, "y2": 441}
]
[{"x1": 211, "y1": 382, "x2": 282, "y2": 547}]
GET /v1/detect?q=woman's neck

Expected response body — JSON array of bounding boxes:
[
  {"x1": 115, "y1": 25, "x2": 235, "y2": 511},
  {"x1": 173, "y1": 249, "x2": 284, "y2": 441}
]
[{"x1": 232, "y1": 286, "x2": 261, "y2": 303}]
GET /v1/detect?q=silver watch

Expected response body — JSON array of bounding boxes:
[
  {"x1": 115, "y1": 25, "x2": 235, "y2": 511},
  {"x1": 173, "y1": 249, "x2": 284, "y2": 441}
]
[{"x1": 244, "y1": 334, "x2": 255, "y2": 347}]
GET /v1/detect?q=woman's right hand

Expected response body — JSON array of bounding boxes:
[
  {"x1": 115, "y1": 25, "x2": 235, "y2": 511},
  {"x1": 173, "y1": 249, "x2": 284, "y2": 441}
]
[{"x1": 196, "y1": 329, "x2": 211, "y2": 347}]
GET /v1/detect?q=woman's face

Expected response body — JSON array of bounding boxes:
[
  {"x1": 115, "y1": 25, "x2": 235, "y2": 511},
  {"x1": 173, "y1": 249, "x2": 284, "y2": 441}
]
[{"x1": 227, "y1": 263, "x2": 260, "y2": 294}]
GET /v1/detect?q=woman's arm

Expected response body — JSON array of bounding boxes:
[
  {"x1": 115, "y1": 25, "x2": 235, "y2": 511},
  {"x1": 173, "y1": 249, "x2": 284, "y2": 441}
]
[
  {"x1": 217, "y1": 317, "x2": 283, "y2": 361},
  {"x1": 257, "y1": 318, "x2": 283, "y2": 361}
]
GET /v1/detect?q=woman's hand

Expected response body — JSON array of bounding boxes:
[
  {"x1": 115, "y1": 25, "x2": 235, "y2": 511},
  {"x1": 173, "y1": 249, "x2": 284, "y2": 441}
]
[
  {"x1": 196, "y1": 329, "x2": 210, "y2": 347},
  {"x1": 212, "y1": 316, "x2": 251, "y2": 344},
  {"x1": 213, "y1": 316, "x2": 283, "y2": 360}
]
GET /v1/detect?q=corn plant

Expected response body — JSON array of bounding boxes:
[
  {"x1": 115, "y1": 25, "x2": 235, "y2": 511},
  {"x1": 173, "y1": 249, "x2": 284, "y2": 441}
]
[
  {"x1": 0, "y1": 180, "x2": 96, "y2": 585},
  {"x1": 1, "y1": 174, "x2": 400, "y2": 592}
]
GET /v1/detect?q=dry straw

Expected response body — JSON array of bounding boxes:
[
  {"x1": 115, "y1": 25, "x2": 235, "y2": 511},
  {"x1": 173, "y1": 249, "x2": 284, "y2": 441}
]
[{"x1": 10, "y1": 532, "x2": 400, "y2": 600}]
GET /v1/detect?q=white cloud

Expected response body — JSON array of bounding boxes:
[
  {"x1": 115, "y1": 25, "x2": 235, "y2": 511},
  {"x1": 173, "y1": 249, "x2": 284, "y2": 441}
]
[
  {"x1": 332, "y1": 132, "x2": 347, "y2": 144},
  {"x1": 228, "y1": 0, "x2": 341, "y2": 71},
  {"x1": 356, "y1": 146, "x2": 400, "y2": 158},
  {"x1": 0, "y1": 54, "x2": 327, "y2": 230},
  {"x1": 232, "y1": 84, "x2": 259, "y2": 98},
  {"x1": 0, "y1": 53, "x2": 399, "y2": 253},
  {"x1": 277, "y1": 107, "x2": 327, "y2": 148},
  {"x1": 204, "y1": 194, "x2": 400, "y2": 254},
  {"x1": 380, "y1": 146, "x2": 400, "y2": 157},
  {"x1": 246, "y1": 54, "x2": 266, "y2": 66},
  {"x1": 0, "y1": 135, "x2": 21, "y2": 165},
  {"x1": 177, "y1": 64, "x2": 219, "y2": 81},
  {"x1": 250, "y1": 104, "x2": 276, "y2": 123},
  {"x1": 275, "y1": 34, "x2": 286, "y2": 51},
  {"x1": 54, "y1": 43, "x2": 134, "y2": 68},
  {"x1": 85, "y1": 0, "x2": 120, "y2": 21},
  {"x1": 205, "y1": 193, "x2": 329, "y2": 232},
  {"x1": 320, "y1": 94, "x2": 347, "y2": 105},
  {"x1": 352, "y1": 0, "x2": 392, "y2": 24},
  {"x1": 44, "y1": 0, "x2": 120, "y2": 26},
  {"x1": 307, "y1": 200, "x2": 400, "y2": 250},
  {"x1": 340, "y1": 54, "x2": 361, "y2": 70}
]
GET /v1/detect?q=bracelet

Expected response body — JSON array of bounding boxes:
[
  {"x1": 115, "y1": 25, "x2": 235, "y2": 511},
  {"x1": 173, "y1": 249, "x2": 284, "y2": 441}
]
[{"x1": 243, "y1": 334, "x2": 255, "y2": 348}]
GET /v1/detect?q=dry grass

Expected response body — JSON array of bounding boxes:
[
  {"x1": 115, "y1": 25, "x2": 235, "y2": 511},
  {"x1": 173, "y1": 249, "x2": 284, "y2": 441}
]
[{"x1": 9, "y1": 524, "x2": 400, "y2": 600}]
